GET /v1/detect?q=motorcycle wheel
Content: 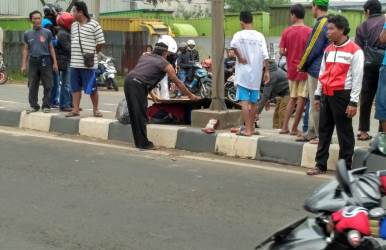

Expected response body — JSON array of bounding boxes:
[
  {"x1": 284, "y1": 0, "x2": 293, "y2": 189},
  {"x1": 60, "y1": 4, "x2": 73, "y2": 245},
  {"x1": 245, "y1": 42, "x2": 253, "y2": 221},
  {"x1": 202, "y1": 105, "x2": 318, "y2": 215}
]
[
  {"x1": 199, "y1": 81, "x2": 212, "y2": 99},
  {"x1": 109, "y1": 78, "x2": 119, "y2": 92},
  {"x1": 226, "y1": 86, "x2": 236, "y2": 102},
  {"x1": 0, "y1": 70, "x2": 8, "y2": 85}
]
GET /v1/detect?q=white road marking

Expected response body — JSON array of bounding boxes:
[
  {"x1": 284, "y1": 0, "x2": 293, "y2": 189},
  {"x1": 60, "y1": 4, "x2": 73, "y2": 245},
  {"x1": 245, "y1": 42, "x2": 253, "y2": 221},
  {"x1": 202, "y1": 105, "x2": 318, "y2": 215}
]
[
  {"x1": 0, "y1": 127, "x2": 332, "y2": 178},
  {"x1": 0, "y1": 99, "x2": 26, "y2": 104}
]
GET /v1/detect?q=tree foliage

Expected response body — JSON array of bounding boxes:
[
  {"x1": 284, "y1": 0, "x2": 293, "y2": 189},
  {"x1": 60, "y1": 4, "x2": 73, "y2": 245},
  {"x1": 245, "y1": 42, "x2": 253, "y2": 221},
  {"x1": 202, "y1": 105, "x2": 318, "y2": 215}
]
[{"x1": 225, "y1": 0, "x2": 289, "y2": 12}]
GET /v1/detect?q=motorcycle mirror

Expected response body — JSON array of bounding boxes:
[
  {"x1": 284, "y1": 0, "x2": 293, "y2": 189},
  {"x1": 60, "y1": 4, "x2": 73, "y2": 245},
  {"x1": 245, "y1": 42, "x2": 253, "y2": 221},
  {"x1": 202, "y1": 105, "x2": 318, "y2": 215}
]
[
  {"x1": 336, "y1": 159, "x2": 352, "y2": 195},
  {"x1": 370, "y1": 133, "x2": 386, "y2": 156}
]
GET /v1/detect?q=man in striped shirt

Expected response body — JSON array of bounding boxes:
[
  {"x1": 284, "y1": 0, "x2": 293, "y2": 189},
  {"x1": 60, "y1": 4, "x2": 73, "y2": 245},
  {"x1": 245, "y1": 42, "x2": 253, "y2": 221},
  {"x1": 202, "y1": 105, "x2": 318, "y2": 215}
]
[{"x1": 66, "y1": 1, "x2": 105, "y2": 118}]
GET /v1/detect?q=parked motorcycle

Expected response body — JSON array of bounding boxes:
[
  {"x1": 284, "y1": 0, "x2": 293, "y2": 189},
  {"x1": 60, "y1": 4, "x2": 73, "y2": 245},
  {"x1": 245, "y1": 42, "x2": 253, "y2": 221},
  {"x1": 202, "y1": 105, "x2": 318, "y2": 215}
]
[
  {"x1": 256, "y1": 133, "x2": 386, "y2": 250},
  {"x1": 225, "y1": 74, "x2": 236, "y2": 102},
  {"x1": 0, "y1": 52, "x2": 8, "y2": 85},
  {"x1": 185, "y1": 62, "x2": 212, "y2": 99},
  {"x1": 96, "y1": 56, "x2": 118, "y2": 91}
]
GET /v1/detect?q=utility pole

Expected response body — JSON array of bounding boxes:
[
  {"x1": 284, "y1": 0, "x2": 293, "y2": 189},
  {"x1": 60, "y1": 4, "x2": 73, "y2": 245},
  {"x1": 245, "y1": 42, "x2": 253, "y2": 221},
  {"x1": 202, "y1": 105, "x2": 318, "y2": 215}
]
[
  {"x1": 209, "y1": 0, "x2": 227, "y2": 111},
  {"x1": 94, "y1": 0, "x2": 101, "y2": 21}
]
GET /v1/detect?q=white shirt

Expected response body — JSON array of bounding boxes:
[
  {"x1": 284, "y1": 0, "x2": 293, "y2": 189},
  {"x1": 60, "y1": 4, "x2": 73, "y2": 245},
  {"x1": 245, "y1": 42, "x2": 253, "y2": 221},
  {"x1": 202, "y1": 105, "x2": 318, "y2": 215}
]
[
  {"x1": 230, "y1": 30, "x2": 269, "y2": 90},
  {"x1": 70, "y1": 19, "x2": 105, "y2": 69}
]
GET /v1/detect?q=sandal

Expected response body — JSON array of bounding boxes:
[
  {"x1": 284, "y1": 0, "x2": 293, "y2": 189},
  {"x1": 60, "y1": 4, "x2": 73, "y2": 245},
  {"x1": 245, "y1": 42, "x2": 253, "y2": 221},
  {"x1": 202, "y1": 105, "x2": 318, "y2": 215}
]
[
  {"x1": 65, "y1": 111, "x2": 80, "y2": 118},
  {"x1": 93, "y1": 111, "x2": 103, "y2": 118},
  {"x1": 296, "y1": 136, "x2": 310, "y2": 142},
  {"x1": 236, "y1": 132, "x2": 252, "y2": 137},
  {"x1": 306, "y1": 167, "x2": 326, "y2": 176},
  {"x1": 279, "y1": 130, "x2": 290, "y2": 134},
  {"x1": 309, "y1": 138, "x2": 319, "y2": 145},
  {"x1": 290, "y1": 130, "x2": 301, "y2": 136},
  {"x1": 357, "y1": 133, "x2": 372, "y2": 141}
]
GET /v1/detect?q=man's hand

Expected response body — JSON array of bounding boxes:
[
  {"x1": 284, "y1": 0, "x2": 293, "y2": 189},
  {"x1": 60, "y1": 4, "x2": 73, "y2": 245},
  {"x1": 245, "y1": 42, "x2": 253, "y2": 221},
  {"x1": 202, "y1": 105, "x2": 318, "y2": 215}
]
[
  {"x1": 189, "y1": 94, "x2": 201, "y2": 101},
  {"x1": 53, "y1": 63, "x2": 59, "y2": 73},
  {"x1": 21, "y1": 64, "x2": 27, "y2": 75},
  {"x1": 314, "y1": 100, "x2": 321, "y2": 112},
  {"x1": 265, "y1": 103, "x2": 270, "y2": 111},
  {"x1": 346, "y1": 105, "x2": 357, "y2": 118},
  {"x1": 263, "y1": 71, "x2": 270, "y2": 85},
  {"x1": 238, "y1": 57, "x2": 247, "y2": 65}
]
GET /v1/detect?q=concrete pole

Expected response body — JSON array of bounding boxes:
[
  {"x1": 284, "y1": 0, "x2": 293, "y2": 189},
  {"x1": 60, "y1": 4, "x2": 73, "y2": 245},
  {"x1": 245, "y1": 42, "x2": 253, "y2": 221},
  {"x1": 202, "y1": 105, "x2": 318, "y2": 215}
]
[
  {"x1": 94, "y1": 0, "x2": 101, "y2": 21},
  {"x1": 209, "y1": 0, "x2": 227, "y2": 111}
]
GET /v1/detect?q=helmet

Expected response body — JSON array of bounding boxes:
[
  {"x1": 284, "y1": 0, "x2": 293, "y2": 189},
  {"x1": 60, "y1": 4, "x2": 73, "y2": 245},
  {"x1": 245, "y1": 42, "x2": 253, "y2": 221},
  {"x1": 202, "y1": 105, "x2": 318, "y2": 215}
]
[
  {"x1": 202, "y1": 58, "x2": 212, "y2": 69},
  {"x1": 157, "y1": 35, "x2": 177, "y2": 53},
  {"x1": 43, "y1": 3, "x2": 60, "y2": 18},
  {"x1": 42, "y1": 18, "x2": 53, "y2": 29},
  {"x1": 56, "y1": 12, "x2": 75, "y2": 31},
  {"x1": 187, "y1": 39, "x2": 196, "y2": 46},
  {"x1": 179, "y1": 42, "x2": 188, "y2": 49}
]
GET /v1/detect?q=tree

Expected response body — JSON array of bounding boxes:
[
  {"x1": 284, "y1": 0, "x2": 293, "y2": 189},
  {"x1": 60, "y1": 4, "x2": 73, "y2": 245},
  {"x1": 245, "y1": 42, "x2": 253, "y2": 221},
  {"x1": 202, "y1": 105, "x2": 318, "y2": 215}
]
[{"x1": 225, "y1": 0, "x2": 289, "y2": 12}]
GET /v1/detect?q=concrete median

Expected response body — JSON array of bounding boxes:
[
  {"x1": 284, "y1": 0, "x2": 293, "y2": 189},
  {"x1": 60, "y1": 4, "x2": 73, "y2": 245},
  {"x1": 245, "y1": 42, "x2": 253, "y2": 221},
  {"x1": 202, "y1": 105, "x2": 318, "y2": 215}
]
[{"x1": 0, "y1": 107, "x2": 374, "y2": 172}]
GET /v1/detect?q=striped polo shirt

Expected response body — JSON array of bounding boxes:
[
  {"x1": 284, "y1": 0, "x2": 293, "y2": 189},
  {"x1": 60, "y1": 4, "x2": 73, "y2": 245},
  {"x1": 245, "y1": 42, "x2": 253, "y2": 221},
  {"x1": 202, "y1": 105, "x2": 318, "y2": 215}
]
[{"x1": 70, "y1": 19, "x2": 105, "y2": 69}]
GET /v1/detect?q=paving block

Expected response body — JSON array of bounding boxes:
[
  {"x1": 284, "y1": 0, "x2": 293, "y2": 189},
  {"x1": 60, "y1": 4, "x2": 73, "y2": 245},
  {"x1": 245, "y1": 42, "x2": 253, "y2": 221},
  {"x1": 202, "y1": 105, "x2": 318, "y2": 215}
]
[
  {"x1": 79, "y1": 117, "x2": 114, "y2": 140},
  {"x1": 176, "y1": 128, "x2": 217, "y2": 153},
  {"x1": 301, "y1": 143, "x2": 340, "y2": 170},
  {"x1": 0, "y1": 109, "x2": 22, "y2": 127},
  {"x1": 108, "y1": 122, "x2": 134, "y2": 143},
  {"x1": 352, "y1": 148, "x2": 385, "y2": 171},
  {"x1": 49, "y1": 115, "x2": 80, "y2": 134},
  {"x1": 256, "y1": 137, "x2": 304, "y2": 166},
  {"x1": 19, "y1": 112, "x2": 59, "y2": 132},
  {"x1": 215, "y1": 133, "x2": 258, "y2": 159},
  {"x1": 147, "y1": 124, "x2": 186, "y2": 149}
]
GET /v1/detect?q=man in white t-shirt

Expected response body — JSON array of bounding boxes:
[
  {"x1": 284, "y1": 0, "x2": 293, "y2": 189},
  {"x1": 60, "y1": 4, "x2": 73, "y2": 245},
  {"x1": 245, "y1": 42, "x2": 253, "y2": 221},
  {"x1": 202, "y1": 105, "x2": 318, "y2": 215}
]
[{"x1": 230, "y1": 11, "x2": 270, "y2": 136}]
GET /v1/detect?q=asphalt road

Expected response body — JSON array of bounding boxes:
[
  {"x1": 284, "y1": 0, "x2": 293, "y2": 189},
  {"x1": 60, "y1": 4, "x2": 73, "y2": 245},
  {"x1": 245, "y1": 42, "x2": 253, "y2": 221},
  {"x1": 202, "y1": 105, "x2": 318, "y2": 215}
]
[{"x1": 0, "y1": 128, "x2": 327, "y2": 250}]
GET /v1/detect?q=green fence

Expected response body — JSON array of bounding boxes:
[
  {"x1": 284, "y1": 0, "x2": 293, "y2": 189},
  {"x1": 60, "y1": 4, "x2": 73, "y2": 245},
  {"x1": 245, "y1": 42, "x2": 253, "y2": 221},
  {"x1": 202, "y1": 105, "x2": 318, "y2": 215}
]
[{"x1": 0, "y1": 17, "x2": 31, "y2": 31}]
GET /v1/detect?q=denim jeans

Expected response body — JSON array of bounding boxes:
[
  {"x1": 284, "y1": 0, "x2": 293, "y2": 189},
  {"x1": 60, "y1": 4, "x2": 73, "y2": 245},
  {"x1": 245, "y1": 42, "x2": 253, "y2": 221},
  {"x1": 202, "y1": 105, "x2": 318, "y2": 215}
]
[
  {"x1": 50, "y1": 72, "x2": 60, "y2": 106},
  {"x1": 303, "y1": 98, "x2": 310, "y2": 133},
  {"x1": 59, "y1": 68, "x2": 72, "y2": 109}
]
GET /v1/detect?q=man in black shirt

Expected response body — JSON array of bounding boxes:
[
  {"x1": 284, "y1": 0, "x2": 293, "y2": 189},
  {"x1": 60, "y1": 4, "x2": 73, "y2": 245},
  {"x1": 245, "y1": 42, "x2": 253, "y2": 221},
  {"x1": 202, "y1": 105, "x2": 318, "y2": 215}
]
[
  {"x1": 224, "y1": 48, "x2": 236, "y2": 80},
  {"x1": 125, "y1": 42, "x2": 200, "y2": 150}
]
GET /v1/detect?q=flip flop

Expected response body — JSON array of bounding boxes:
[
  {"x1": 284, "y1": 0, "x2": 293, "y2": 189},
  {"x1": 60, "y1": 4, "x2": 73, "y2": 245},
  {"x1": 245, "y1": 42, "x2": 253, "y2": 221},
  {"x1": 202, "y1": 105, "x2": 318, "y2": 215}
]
[
  {"x1": 358, "y1": 134, "x2": 372, "y2": 141},
  {"x1": 296, "y1": 136, "x2": 310, "y2": 142},
  {"x1": 279, "y1": 130, "x2": 290, "y2": 134},
  {"x1": 93, "y1": 111, "x2": 103, "y2": 118},
  {"x1": 290, "y1": 131, "x2": 301, "y2": 136},
  {"x1": 236, "y1": 132, "x2": 252, "y2": 137},
  {"x1": 65, "y1": 112, "x2": 80, "y2": 118},
  {"x1": 309, "y1": 138, "x2": 319, "y2": 144}
]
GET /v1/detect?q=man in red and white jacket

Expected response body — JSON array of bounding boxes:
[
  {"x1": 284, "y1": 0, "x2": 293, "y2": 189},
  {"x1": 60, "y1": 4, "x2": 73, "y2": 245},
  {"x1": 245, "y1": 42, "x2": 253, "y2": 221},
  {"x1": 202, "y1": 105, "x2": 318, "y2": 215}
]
[{"x1": 307, "y1": 15, "x2": 364, "y2": 176}]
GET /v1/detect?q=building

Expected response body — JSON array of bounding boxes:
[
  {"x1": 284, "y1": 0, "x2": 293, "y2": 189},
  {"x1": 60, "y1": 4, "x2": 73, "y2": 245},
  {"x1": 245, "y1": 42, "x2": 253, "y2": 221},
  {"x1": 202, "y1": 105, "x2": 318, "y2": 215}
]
[{"x1": 0, "y1": 0, "x2": 211, "y2": 17}]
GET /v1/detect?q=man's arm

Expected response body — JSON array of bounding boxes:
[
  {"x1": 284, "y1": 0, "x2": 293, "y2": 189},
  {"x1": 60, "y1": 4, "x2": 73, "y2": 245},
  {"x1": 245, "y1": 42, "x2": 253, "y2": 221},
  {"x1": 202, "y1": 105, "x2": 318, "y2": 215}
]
[
  {"x1": 165, "y1": 64, "x2": 199, "y2": 100},
  {"x1": 96, "y1": 44, "x2": 104, "y2": 54},
  {"x1": 314, "y1": 52, "x2": 327, "y2": 111},
  {"x1": 21, "y1": 43, "x2": 28, "y2": 74},
  {"x1": 49, "y1": 43, "x2": 58, "y2": 72},
  {"x1": 380, "y1": 22, "x2": 386, "y2": 44},
  {"x1": 349, "y1": 50, "x2": 364, "y2": 106}
]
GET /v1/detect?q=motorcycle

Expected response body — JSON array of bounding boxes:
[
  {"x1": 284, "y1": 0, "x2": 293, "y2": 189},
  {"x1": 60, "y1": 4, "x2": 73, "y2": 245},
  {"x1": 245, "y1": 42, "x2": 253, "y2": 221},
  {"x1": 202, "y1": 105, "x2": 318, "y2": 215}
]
[
  {"x1": 256, "y1": 133, "x2": 386, "y2": 250},
  {"x1": 225, "y1": 74, "x2": 236, "y2": 102},
  {"x1": 96, "y1": 56, "x2": 118, "y2": 91},
  {"x1": 185, "y1": 62, "x2": 212, "y2": 99},
  {"x1": 0, "y1": 52, "x2": 8, "y2": 85}
]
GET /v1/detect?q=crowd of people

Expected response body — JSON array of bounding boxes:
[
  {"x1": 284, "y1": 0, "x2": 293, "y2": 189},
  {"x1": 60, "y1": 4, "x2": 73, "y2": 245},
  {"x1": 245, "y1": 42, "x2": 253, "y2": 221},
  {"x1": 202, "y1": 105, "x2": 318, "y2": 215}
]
[
  {"x1": 229, "y1": 0, "x2": 386, "y2": 176},
  {"x1": 23, "y1": 1, "x2": 105, "y2": 118}
]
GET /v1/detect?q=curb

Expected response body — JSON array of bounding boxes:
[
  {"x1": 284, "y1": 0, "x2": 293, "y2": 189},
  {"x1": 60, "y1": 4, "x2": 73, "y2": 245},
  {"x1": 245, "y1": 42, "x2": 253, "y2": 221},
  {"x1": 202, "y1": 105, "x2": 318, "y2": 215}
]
[{"x1": 0, "y1": 108, "x2": 371, "y2": 170}]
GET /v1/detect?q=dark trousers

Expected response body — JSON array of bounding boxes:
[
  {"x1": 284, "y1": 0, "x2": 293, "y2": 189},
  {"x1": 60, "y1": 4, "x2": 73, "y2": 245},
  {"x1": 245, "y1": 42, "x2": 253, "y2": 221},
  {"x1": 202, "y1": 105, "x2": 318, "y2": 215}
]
[
  {"x1": 124, "y1": 78, "x2": 151, "y2": 149},
  {"x1": 315, "y1": 90, "x2": 355, "y2": 171},
  {"x1": 28, "y1": 56, "x2": 53, "y2": 109},
  {"x1": 359, "y1": 66, "x2": 380, "y2": 132}
]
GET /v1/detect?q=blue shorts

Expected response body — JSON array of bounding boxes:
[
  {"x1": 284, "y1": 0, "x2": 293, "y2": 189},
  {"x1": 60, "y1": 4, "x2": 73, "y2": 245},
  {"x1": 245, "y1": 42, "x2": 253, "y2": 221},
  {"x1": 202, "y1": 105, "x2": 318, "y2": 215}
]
[
  {"x1": 375, "y1": 66, "x2": 386, "y2": 121},
  {"x1": 236, "y1": 85, "x2": 260, "y2": 104},
  {"x1": 70, "y1": 68, "x2": 97, "y2": 95}
]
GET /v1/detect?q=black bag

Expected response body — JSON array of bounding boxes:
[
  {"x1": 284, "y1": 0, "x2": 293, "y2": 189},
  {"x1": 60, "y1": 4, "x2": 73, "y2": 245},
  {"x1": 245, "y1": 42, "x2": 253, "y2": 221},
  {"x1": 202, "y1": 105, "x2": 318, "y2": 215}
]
[
  {"x1": 78, "y1": 24, "x2": 95, "y2": 68},
  {"x1": 363, "y1": 22, "x2": 385, "y2": 69}
]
